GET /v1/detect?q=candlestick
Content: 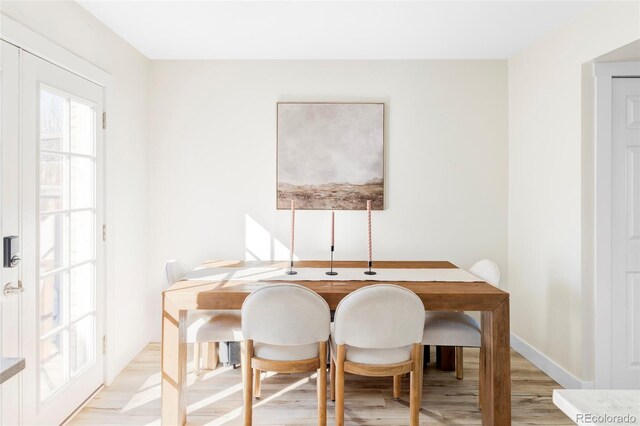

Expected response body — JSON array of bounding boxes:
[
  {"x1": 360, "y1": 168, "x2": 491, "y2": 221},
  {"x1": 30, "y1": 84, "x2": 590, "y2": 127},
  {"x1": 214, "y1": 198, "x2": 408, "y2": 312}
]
[
  {"x1": 327, "y1": 210, "x2": 337, "y2": 276},
  {"x1": 364, "y1": 200, "x2": 376, "y2": 275},
  {"x1": 286, "y1": 199, "x2": 297, "y2": 275}
]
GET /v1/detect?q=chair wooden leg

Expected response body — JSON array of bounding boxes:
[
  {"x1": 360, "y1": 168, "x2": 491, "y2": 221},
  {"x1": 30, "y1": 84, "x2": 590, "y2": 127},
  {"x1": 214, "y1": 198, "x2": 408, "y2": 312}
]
[
  {"x1": 330, "y1": 356, "x2": 336, "y2": 401},
  {"x1": 436, "y1": 345, "x2": 456, "y2": 371},
  {"x1": 393, "y1": 375, "x2": 401, "y2": 400},
  {"x1": 409, "y1": 343, "x2": 423, "y2": 426},
  {"x1": 253, "y1": 369, "x2": 261, "y2": 399},
  {"x1": 205, "y1": 342, "x2": 219, "y2": 370},
  {"x1": 193, "y1": 343, "x2": 201, "y2": 376},
  {"x1": 318, "y1": 341, "x2": 327, "y2": 426},
  {"x1": 335, "y1": 344, "x2": 346, "y2": 426},
  {"x1": 242, "y1": 340, "x2": 254, "y2": 426},
  {"x1": 455, "y1": 346, "x2": 464, "y2": 380}
]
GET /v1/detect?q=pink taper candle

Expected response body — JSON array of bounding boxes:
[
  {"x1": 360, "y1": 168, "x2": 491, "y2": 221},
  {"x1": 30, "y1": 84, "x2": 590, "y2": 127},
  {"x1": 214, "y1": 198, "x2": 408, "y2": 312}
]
[
  {"x1": 331, "y1": 211, "x2": 335, "y2": 247},
  {"x1": 290, "y1": 200, "x2": 295, "y2": 263},
  {"x1": 367, "y1": 200, "x2": 372, "y2": 262}
]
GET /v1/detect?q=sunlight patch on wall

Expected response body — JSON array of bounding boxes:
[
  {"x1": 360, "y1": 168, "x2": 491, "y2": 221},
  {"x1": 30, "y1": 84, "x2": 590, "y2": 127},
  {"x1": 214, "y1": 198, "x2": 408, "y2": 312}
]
[{"x1": 245, "y1": 214, "x2": 294, "y2": 261}]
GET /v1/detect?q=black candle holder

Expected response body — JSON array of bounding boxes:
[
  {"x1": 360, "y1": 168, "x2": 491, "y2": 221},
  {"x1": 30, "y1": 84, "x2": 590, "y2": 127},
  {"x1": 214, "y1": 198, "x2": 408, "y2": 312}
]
[
  {"x1": 364, "y1": 260, "x2": 376, "y2": 275},
  {"x1": 285, "y1": 260, "x2": 297, "y2": 275},
  {"x1": 326, "y1": 245, "x2": 338, "y2": 276}
]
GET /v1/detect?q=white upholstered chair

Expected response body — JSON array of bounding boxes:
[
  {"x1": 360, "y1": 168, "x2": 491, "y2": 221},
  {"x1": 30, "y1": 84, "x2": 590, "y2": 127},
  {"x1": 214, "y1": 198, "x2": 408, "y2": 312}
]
[
  {"x1": 165, "y1": 260, "x2": 243, "y2": 375},
  {"x1": 241, "y1": 284, "x2": 330, "y2": 426},
  {"x1": 330, "y1": 284, "x2": 425, "y2": 426},
  {"x1": 422, "y1": 259, "x2": 500, "y2": 380}
]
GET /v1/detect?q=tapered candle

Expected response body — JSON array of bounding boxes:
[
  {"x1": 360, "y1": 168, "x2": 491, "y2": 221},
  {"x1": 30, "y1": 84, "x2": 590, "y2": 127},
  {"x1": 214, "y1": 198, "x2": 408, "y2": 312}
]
[
  {"x1": 367, "y1": 200, "x2": 372, "y2": 263},
  {"x1": 331, "y1": 211, "x2": 335, "y2": 248},
  {"x1": 290, "y1": 200, "x2": 296, "y2": 263}
]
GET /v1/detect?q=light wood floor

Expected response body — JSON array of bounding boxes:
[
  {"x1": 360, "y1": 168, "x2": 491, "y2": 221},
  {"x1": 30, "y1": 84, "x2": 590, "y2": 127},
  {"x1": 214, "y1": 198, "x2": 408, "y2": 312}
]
[{"x1": 69, "y1": 343, "x2": 571, "y2": 425}]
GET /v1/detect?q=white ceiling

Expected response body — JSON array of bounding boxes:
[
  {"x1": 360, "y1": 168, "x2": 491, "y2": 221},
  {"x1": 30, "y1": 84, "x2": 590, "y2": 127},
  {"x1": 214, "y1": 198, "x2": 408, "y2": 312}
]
[{"x1": 77, "y1": 1, "x2": 599, "y2": 60}]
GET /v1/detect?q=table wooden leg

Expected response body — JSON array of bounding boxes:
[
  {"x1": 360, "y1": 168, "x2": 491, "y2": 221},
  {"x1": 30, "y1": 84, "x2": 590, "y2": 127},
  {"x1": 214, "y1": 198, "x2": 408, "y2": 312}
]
[
  {"x1": 481, "y1": 298, "x2": 511, "y2": 425},
  {"x1": 161, "y1": 296, "x2": 188, "y2": 425},
  {"x1": 479, "y1": 345, "x2": 485, "y2": 409},
  {"x1": 480, "y1": 311, "x2": 489, "y2": 413}
]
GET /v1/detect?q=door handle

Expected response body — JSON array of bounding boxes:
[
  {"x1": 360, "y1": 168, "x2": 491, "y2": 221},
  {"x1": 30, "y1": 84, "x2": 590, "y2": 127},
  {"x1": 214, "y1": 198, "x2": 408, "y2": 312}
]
[{"x1": 3, "y1": 280, "x2": 24, "y2": 296}]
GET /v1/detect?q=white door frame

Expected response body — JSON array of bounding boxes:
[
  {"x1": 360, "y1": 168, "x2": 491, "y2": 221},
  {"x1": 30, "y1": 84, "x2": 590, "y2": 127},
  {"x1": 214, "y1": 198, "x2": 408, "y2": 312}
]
[
  {"x1": 0, "y1": 14, "x2": 112, "y2": 86},
  {"x1": 0, "y1": 12, "x2": 115, "y2": 387},
  {"x1": 594, "y1": 61, "x2": 640, "y2": 389}
]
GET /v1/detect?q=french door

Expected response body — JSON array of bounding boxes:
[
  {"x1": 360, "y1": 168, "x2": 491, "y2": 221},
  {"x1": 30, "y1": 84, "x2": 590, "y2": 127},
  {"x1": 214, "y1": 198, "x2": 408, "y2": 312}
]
[
  {"x1": 1, "y1": 39, "x2": 22, "y2": 426},
  {"x1": 20, "y1": 51, "x2": 105, "y2": 424}
]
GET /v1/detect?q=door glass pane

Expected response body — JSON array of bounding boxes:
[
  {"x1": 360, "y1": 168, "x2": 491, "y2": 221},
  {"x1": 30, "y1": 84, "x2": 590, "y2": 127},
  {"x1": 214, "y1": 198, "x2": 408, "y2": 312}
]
[
  {"x1": 70, "y1": 315, "x2": 94, "y2": 375},
  {"x1": 40, "y1": 90, "x2": 66, "y2": 152},
  {"x1": 40, "y1": 153, "x2": 67, "y2": 212},
  {"x1": 40, "y1": 331, "x2": 67, "y2": 400},
  {"x1": 40, "y1": 213, "x2": 67, "y2": 273},
  {"x1": 70, "y1": 264, "x2": 94, "y2": 320},
  {"x1": 40, "y1": 272, "x2": 66, "y2": 334},
  {"x1": 38, "y1": 87, "x2": 97, "y2": 400},
  {"x1": 70, "y1": 211, "x2": 94, "y2": 265},
  {"x1": 70, "y1": 100, "x2": 94, "y2": 156},
  {"x1": 70, "y1": 157, "x2": 94, "y2": 209}
]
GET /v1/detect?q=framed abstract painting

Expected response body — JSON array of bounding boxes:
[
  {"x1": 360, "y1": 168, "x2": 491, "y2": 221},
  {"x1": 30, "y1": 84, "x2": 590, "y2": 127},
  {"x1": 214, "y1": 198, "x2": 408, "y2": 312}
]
[{"x1": 277, "y1": 102, "x2": 384, "y2": 210}]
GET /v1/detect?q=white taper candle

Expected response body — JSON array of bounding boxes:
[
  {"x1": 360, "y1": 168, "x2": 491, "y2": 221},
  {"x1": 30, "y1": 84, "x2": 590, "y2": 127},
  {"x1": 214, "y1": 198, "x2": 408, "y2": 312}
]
[
  {"x1": 290, "y1": 199, "x2": 295, "y2": 263},
  {"x1": 331, "y1": 210, "x2": 335, "y2": 247}
]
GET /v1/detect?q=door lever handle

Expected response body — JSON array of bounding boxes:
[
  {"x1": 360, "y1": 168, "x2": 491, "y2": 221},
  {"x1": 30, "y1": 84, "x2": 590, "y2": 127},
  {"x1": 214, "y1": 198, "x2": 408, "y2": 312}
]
[{"x1": 3, "y1": 280, "x2": 24, "y2": 296}]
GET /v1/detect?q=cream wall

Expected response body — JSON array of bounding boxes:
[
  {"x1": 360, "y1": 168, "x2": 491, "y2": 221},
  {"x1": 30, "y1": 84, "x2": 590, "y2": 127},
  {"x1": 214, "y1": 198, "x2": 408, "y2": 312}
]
[
  {"x1": 508, "y1": 1, "x2": 640, "y2": 385},
  {"x1": 147, "y1": 60, "x2": 509, "y2": 339},
  {"x1": 0, "y1": 1, "x2": 151, "y2": 382}
]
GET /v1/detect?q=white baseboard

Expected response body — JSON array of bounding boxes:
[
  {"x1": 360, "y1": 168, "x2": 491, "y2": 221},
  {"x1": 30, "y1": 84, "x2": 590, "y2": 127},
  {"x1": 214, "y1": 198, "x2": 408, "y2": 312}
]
[{"x1": 510, "y1": 333, "x2": 593, "y2": 389}]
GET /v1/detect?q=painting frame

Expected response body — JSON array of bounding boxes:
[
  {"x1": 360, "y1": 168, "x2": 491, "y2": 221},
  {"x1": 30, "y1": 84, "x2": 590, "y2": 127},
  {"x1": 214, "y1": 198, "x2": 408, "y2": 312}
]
[{"x1": 276, "y1": 101, "x2": 385, "y2": 210}]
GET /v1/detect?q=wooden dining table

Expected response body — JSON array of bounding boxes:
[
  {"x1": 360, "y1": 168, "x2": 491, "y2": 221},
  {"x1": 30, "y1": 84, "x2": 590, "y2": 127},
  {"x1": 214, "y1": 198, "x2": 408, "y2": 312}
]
[{"x1": 161, "y1": 260, "x2": 511, "y2": 425}]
